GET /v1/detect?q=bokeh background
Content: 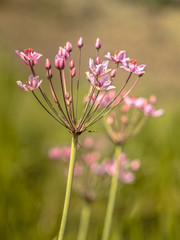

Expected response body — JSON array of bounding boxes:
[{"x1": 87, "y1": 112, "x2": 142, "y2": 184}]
[{"x1": 0, "y1": 0, "x2": 180, "y2": 239}]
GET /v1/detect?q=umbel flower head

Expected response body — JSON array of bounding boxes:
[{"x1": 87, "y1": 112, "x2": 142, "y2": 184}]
[
  {"x1": 104, "y1": 92, "x2": 164, "y2": 145},
  {"x1": 49, "y1": 137, "x2": 140, "y2": 202},
  {"x1": 16, "y1": 38, "x2": 146, "y2": 138}
]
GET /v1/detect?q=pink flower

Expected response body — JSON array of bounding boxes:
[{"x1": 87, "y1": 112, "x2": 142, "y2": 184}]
[
  {"x1": 105, "y1": 153, "x2": 140, "y2": 184},
  {"x1": 121, "y1": 60, "x2": 146, "y2": 76},
  {"x1": 86, "y1": 72, "x2": 115, "y2": 91},
  {"x1": 86, "y1": 59, "x2": 115, "y2": 90},
  {"x1": 49, "y1": 147, "x2": 62, "y2": 160},
  {"x1": 15, "y1": 48, "x2": 42, "y2": 66},
  {"x1": 89, "y1": 58, "x2": 111, "y2": 76},
  {"x1": 143, "y1": 104, "x2": 164, "y2": 117},
  {"x1": 105, "y1": 50, "x2": 130, "y2": 66},
  {"x1": 17, "y1": 75, "x2": 43, "y2": 91}
]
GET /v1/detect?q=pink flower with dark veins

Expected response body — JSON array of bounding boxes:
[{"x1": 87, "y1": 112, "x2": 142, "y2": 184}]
[
  {"x1": 17, "y1": 75, "x2": 43, "y2": 91},
  {"x1": 89, "y1": 58, "x2": 111, "y2": 76},
  {"x1": 105, "y1": 50, "x2": 130, "y2": 66},
  {"x1": 86, "y1": 58, "x2": 115, "y2": 90},
  {"x1": 121, "y1": 60, "x2": 146, "y2": 76},
  {"x1": 15, "y1": 48, "x2": 42, "y2": 66},
  {"x1": 86, "y1": 72, "x2": 116, "y2": 90}
]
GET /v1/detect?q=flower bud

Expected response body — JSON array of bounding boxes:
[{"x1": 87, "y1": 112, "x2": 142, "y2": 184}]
[
  {"x1": 69, "y1": 60, "x2": 74, "y2": 69},
  {"x1": 106, "y1": 116, "x2": 114, "y2": 125},
  {"x1": 55, "y1": 57, "x2": 65, "y2": 70},
  {"x1": 95, "y1": 57, "x2": 100, "y2": 65},
  {"x1": 121, "y1": 115, "x2": 128, "y2": 124},
  {"x1": 45, "y1": 58, "x2": 51, "y2": 70},
  {"x1": 95, "y1": 38, "x2": 101, "y2": 49},
  {"x1": 65, "y1": 92, "x2": 70, "y2": 99},
  {"x1": 65, "y1": 41, "x2": 73, "y2": 52},
  {"x1": 66, "y1": 99, "x2": 70, "y2": 106},
  {"x1": 69, "y1": 96, "x2": 72, "y2": 103},
  {"x1": 71, "y1": 68, "x2": 76, "y2": 77},
  {"x1": 149, "y1": 95, "x2": 156, "y2": 104},
  {"x1": 77, "y1": 37, "x2": 83, "y2": 48},
  {"x1": 46, "y1": 69, "x2": 52, "y2": 79},
  {"x1": 110, "y1": 69, "x2": 117, "y2": 78},
  {"x1": 92, "y1": 93, "x2": 96, "y2": 100}
]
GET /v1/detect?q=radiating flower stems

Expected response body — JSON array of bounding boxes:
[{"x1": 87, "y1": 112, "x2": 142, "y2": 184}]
[
  {"x1": 101, "y1": 145, "x2": 122, "y2": 240},
  {"x1": 58, "y1": 135, "x2": 78, "y2": 240},
  {"x1": 77, "y1": 200, "x2": 91, "y2": 240}
]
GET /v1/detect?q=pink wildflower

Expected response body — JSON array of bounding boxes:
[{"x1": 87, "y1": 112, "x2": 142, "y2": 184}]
[
  {"x1": 121, "y1": 60, "x2": 146, "y2": 76},
  {"x1": 48, "y1": 147, "x2": 62, "y2": 160},
  {"x1": 17, "y1": 75, "x2": 42, "y2": 91},
  {"x1": 15, "y1": 48, "x2": 42, "y2": 66},
  {"x1": 143, "y1": 104, "x2": 164, "y2": 117},
  {"x1": 105, "y1": 50, "x2": 130, "y2": 66}
]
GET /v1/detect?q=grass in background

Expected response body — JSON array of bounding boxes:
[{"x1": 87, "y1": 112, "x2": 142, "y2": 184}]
[{"x1": 0, "y1": 1, "x2": 180, "y2": 239}]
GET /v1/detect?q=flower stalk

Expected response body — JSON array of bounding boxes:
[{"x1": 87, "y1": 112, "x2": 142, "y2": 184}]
[
  {"x1": 101, "y1": 145, "x2": 121, "y2": 240},
  {"x1": 77, "y1": 200, "x2": 91, "y2": 240},
  {"x1": 58, "y1": 135, "x2": 78, "y2": 240}
]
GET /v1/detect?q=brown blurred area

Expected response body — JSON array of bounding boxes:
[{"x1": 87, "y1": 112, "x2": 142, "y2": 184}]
[{"x1": 0, "y1": 0, "x2": 180, "y2": 105}]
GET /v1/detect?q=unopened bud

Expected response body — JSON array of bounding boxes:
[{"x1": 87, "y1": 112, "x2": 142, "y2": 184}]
[
  {"x1": 45, "y1": 58, "x2": 51, "y2": 70},
  {"x1": 107, "y1": 116, "x2": 114, "y2": 125},
  {"x1": 121, "y1": 115, "x2": 128, "y2": 124},
  {"x1": 110, "y1": 69, "x2": 117, "y2": 78},
  {"x1": 149, "y1": 95, "x2": 156, "y2": 104},
  {"x1": 77, "y1": 37, "x2": 83, "y2": 48},
  {"x1": 71, "y1": 67, "x2": 76, "y2": 77},
  {"x1": 55, "y1": 57, "x2": 65, "y2": 70},
  {"x1": 65, "y1": 41, "x2": 73, "y2": 52},
  {"x1": 92, "y1": 93, "x2": 96, "y2": 100},
  {"x1": 95, "y1": 57, "x2": 100, "y2": 65},
  {"x1": 65, "y1": 92, "x2": 70, "y2": 99},
  {"x1": 69, "y1": 96, "x2": 72, "y2": 103},
  {"x1": 69, "y1": 60, "x2": 74, "y2": 69},
  {"x1": 95, "y1": 38, "x2": 101, "y2": 49},
  {"x1": 66, "y1": 99, "x2": 70, "y2": 106},
  {"x1": 46, "y1": 69, "x2": 52, "y2": 79}
]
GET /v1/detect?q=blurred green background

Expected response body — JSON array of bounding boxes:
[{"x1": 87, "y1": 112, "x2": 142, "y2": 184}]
[{"x1": 0, "y1": 0, "x2": 180, "y2": 239}]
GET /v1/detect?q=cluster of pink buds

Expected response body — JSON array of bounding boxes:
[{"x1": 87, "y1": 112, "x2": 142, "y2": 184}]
[
  {"x1": 16, "y1": 38, "x2": 146, "y2": 137},
  {"x1": 49, "y1": 137, "x2": 140, "y2": 201},
  {"x1": 104, "y1": 91, "x2": 164, "y2": 145}
]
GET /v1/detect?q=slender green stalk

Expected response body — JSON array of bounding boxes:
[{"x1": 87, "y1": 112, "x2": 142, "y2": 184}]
[
  {"x1": 101, "y1": 146, "x2": 122, "y2": 240},
  {"x1": 58, "y1": 136, "x2": 78, "y2": 240},
  {"x1": 77, "y1": 200, "x2": 91, "y2": 240}
]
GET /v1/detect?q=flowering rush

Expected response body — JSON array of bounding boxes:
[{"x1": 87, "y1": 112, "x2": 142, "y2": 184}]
[
  {"x1": 104, "y1": 92, "x2": 164, "y2": 145},
  {"x1": 15, "y1": 38, "x2": 146, "y2": 138},
  {"x1": 15, "y1": 38, "x2": 146, "y2": 240},
  {"x1": 49, "y1": 137, "x2": 140, "y2": 201}
]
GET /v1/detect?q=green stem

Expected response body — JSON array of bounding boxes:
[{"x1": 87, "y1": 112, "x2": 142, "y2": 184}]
[
  {"x1": 77, "y1": 200, "x2": 91, "y2": 240},
  {"x1": 101, "y1": 146, "x2": 122, "y2": 240},
  {"x1": 58, "y1": 136, "x2": 78, "y2": 240}
]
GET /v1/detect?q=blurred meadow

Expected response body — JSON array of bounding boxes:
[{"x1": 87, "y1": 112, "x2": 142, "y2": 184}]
[{"x1": 0, "y1": 0, "x2": 180, "y2": 239}]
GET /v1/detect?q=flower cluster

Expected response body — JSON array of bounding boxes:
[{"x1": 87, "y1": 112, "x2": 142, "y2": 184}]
[
  {"x1": 49, "y1": 137, "x2": 140, "y2": 201},
  {"x1": 104, "y1": 92, "x2": 164, "y2": 145},
  {"x1": 16, "y1": 38, "x2": 146, "y2": 137}
]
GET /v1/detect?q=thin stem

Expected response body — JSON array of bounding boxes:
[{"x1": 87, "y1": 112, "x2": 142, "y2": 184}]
[
  {"x1": 79, "y1": 90, "x2": 100, "y2": 131},
  {"x1": 77, "y1": 86, "x2": 95, "y2": 131},
  {"x1": 49, "y1": 79, "x2": 70, "y2": 127},
  {"x1": 75, "y1": 48, "x2": 81, "y2": 121},
  {"x1": 85, "y1": 72, "x2": 132, "y2": 129},
  {"x1": 59, "y1": 70, "x2": 74, "y2": 130},
  {"x1": 77, "y1": 200, "x2": 91, "y2": 240},
  {"x1": 58, "y1": 135, "x2": 78, "y2": 240},
  {"x1": 101, "y1": 146, "x2": 122, "y2": 240},
  {"x1": 32, "y1": 91, "x2": 69, "y2": 129},
  {"x1": 86, "y1": 76, "x2": 140, "y2": 129},
  {"x1": 70, "y1": 74, "x2": 75, "y2": 123}
]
